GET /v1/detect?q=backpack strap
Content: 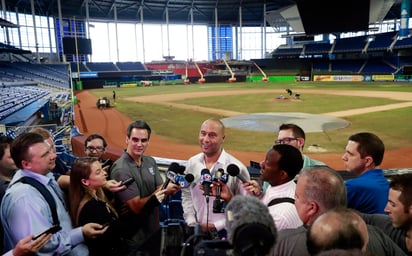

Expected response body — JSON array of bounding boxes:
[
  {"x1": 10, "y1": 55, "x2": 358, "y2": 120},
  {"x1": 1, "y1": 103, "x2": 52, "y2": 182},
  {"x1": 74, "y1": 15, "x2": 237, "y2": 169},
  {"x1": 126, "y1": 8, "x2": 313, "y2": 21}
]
[
  {"x1": 18, "y1": 177, "x2": 60, "y2": 226},
  {"x1": 267, "y1": 197, "x2": 295, "y2": 207}
]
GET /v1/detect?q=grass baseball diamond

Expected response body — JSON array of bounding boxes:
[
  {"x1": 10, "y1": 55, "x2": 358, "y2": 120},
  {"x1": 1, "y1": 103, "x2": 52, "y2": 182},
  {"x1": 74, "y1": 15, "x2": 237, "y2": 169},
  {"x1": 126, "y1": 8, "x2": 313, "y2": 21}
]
[{"x1": 72, "y1": 81, "x2": 412, "y2": 173}]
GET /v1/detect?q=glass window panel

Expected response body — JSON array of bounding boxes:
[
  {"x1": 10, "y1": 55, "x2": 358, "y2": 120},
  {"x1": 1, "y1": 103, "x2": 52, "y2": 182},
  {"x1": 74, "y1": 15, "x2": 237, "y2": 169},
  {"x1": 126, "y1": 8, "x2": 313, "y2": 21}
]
[
  {"x1": 17, "y1": 13, "x2": 27, "y2": 26},
  {"x1": 24, "y1": 14, "x2": 34, "y2": 27},
  {"x1": 117, "y1": 23, "x2": 138, "y2": 61},
  {"x1": 143, "y1": 24, "x2": 163, "y2": 62}
]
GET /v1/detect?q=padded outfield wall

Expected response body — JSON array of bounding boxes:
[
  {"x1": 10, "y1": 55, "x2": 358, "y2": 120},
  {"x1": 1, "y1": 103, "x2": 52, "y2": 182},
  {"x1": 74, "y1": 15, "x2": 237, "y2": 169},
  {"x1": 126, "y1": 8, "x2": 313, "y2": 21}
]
[
  {"x1": 246, "y1": 74, "x2": 412, "y2": 82},
  {"x1": 313, "y1": 74, "x2": 412, "y2": 82}
]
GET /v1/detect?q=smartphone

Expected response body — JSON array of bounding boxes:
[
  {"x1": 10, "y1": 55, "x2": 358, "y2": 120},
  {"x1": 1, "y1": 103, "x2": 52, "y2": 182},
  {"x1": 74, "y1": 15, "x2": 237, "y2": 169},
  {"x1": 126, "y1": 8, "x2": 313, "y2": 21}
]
[
  {"x1": 250, "y1": 161, "x2": 260, "y2": 169},
  {"x1": 32, "y1": 225, "x2": 62, "y2": 240},
  {"x1": 98, "y1": 221, "x2": 113, "y2": 230},
  {"x1": 102, "y1": 165, "x2": 110, "y2": 173},
  {"x1": 120, "y1": 177, "x2": 135, "y2": 186}
]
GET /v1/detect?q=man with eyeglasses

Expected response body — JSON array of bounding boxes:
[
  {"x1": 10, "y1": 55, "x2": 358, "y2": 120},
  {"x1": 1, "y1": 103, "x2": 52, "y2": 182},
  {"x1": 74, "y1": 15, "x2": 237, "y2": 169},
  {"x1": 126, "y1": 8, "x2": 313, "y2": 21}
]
[
  {"x1": 276, "y1": 123, "x2": 327, "y2": 168},
  {"x1": 84, "y1": 133, "x2": 114, "y2": 176},
  {"x1": 262, "y1": 123, "x2": 328, "y2": 192}
]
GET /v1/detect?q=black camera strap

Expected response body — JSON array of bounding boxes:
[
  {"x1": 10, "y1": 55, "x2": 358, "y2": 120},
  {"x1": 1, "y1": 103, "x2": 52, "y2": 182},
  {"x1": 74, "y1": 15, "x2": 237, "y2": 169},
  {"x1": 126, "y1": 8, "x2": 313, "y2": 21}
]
[
  {"x1": 18, "y1": 176, "x2": 60, "y2": 226},
  {"x1": 267, "y1": 197, "x2": 295, "y2": 207}
]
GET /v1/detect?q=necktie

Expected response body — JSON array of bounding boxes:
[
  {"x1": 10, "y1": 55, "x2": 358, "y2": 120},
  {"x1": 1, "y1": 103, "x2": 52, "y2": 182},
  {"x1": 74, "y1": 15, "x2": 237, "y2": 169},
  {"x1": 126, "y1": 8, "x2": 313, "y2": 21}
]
[{"x1": 49, "y1": 179, "x2": 66, "y2": 209}]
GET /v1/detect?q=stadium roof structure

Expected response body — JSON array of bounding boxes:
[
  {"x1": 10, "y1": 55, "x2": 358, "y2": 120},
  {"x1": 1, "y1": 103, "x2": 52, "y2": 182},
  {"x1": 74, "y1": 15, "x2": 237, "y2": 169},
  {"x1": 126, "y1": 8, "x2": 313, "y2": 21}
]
[
  {"x1": 0, "y1": 17, "x2": 19, "y2": 28},
  {"x1": 2, "y1": 0, "x2": 406, "y2": 33}
]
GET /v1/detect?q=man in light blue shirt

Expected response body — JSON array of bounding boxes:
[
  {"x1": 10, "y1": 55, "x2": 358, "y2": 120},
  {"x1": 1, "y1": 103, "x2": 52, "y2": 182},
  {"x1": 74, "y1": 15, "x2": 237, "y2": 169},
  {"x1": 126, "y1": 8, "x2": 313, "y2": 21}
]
[
  {"x1": 275, "y1": 123, "x2": 327, "y2": 168},
  {"x1": 0, "y1": 132, "x2": 106, "y2": 255}
]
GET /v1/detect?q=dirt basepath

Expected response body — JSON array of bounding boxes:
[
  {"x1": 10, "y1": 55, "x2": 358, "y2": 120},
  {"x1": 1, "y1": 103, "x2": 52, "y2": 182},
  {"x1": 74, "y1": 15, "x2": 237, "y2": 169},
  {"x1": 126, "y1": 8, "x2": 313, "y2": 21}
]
[{"x1": 74, "y1": 89, "x2": 412, "y2": 170}]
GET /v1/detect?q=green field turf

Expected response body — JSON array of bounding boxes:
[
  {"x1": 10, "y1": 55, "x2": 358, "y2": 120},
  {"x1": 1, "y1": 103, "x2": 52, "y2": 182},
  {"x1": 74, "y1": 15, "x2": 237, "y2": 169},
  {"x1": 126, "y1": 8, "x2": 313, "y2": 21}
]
[{"x1": 88, "y1": 81, "x2": 412, "y2": 154}]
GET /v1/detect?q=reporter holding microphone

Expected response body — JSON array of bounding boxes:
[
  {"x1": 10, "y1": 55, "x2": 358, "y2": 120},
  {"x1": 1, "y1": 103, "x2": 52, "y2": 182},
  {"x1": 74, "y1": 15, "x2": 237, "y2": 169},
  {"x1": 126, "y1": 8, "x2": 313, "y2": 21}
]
[
  {"x1": 181, "y1": 118, "x2": 250, "y2": 239},
  {"x1": 109, "y1": 120, "x2": 180, "y2": 255},
  {"x1": 242, "y1": 144, "x2": 304, "y2": 231}
]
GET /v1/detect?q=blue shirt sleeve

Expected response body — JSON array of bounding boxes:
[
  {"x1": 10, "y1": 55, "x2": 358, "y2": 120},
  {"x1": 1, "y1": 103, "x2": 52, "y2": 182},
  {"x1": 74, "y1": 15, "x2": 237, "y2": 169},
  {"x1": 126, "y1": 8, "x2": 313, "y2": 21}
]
[{"x1": 1, "y1": 175, "x2": 86, "y2": 255}]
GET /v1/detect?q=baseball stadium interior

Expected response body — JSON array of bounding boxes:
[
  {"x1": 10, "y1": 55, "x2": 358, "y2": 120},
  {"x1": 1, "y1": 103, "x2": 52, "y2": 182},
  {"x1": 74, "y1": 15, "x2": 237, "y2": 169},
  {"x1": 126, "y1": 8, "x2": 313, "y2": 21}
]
[{"x1": 1, "y1": 0, "x2": 412, "y2": 254}]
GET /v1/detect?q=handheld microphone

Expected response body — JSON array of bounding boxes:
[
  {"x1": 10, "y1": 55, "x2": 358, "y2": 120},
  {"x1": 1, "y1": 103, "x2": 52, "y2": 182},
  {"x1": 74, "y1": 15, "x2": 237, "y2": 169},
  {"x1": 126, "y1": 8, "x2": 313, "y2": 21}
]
[
  {"x1": 161, "y1": 162, "x2": 180, "y2": 190},
  {"x1": 200, "y1": 168, "x2": 212, "y2": 196},
  {"x1": 177, "y1": 164, "x2": 186, "y2": 175},
  {"x1": 226, "y1": 164, "x2": 248, "y2": 183},
  {"x1": 215, "y1": 168, "x2": 229, "y2": 183},
  {"x1": 175, "y1": 173, "x2": 194, "y2": 188},
  {"x1": 213, "y1": 168, "x2": 229, "y2": 213},
  {"x1": 213, "y1": 168, "x2": 228, "y2": 199}
]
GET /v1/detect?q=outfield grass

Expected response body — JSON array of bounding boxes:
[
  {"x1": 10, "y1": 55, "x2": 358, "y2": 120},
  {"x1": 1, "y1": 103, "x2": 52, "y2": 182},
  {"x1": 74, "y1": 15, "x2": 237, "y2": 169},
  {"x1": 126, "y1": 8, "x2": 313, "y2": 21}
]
[
  {"x1": 89, "y1": 81, "x2": 412, "y2": 154},
  {"x1": 179, "y1": 94, "x2": 401, "y2": 114}
]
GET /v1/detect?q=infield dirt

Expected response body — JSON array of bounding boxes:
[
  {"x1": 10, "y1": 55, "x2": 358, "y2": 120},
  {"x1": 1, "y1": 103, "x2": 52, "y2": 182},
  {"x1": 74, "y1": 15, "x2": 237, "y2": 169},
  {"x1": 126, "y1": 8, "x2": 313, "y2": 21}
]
[{"x1": 74, "y1": 89, "x2": 412, "y2": 170}]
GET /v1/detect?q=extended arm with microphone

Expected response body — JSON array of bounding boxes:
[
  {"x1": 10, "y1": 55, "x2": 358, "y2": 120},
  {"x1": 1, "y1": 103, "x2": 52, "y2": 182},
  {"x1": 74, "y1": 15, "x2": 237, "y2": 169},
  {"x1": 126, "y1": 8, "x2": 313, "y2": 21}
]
[
  {"x1": 161, "y1": 162, "x2": 186, "y2": 204},
  {"x1": 161, "y1": 162, "x2": 181, "y2": 190}
]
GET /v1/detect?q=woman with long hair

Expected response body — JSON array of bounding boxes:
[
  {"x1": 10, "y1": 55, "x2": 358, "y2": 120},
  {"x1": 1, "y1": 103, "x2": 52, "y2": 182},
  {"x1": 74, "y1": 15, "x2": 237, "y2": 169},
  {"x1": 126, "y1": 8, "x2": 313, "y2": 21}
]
[{"x1": 69, "y1": 157, "x2": 128, "y2": 256}]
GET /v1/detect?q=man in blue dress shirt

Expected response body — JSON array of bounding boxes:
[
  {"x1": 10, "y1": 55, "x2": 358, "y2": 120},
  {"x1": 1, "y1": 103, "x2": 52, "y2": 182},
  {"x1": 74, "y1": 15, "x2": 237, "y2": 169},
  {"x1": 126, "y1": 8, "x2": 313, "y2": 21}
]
[
  {"x1": 342, "y1": 132, "x2": 388, "y2": 214},
  {"x1": 0, "y1": 132, "x2": 106, "y2": 255}
]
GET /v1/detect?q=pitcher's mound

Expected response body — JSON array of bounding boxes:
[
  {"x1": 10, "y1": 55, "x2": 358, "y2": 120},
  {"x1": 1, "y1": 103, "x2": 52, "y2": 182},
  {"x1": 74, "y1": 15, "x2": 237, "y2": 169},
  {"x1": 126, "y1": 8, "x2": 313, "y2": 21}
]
[{"x1": 221, "y1": 112, "x2": 349, "y2": 133}]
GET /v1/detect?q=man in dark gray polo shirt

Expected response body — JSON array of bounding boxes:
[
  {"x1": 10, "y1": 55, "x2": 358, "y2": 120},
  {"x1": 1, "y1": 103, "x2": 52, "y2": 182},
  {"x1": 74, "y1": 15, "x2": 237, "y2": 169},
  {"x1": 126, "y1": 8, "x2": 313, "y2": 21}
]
[{"x1": 110, "y1": 120, "x2": 180, "y2": 255}]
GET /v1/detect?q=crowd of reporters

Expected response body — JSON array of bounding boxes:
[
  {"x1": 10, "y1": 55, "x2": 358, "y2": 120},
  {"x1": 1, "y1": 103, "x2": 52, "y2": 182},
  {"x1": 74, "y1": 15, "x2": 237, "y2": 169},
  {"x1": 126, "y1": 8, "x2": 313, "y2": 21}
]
[{"x1": 0, "y1": 119, "x2": 411, "y2": 256}]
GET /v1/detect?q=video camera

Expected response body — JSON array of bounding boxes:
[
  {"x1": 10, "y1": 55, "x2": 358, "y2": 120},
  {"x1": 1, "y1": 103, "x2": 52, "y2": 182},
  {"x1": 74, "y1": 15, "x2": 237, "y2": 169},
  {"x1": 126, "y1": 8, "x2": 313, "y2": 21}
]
[
  {"x1": 161, "y1": 223, "x2": 233, "y2": 256},
  {"x1": 161, "y1": 221, "x2": 274, "y2": 256}
]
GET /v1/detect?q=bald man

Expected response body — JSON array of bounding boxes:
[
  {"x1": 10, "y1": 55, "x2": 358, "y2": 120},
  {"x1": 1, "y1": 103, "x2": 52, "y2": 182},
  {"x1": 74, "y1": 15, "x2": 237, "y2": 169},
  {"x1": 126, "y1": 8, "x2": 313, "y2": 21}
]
[
  {"x1": 273, "y1": 166, "x2": 406, "y2": 256},
  {"x1": 307, "y1": 207, "x2": 368, "y2": 255},
  {"x1": 181, "y1": 118, "x2": 250, "y2": 239}
]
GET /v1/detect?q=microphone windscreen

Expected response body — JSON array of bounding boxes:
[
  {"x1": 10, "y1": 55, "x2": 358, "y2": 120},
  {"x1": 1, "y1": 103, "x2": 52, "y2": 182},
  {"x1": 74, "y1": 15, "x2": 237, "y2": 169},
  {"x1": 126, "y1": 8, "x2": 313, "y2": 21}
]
[
  {"x1": 201, "y1": 168, "x2": 210, "y2": 175},
  {"x1": 161, "y1": 162, "x2": 180, "y2": 189},
  {"x1": 177, "y1": 164, "x2": 186, "y2": 174},
  {"x1": 185, "y1": 173, "x2": 194, "y2": 183},
  {"x1": 175, "y1": 174, "x2": 193, "y2": 188},
  {"x1": 168, "y1": 162, "x2": 180, "y2": 172},
  {"x1": 225, "y1": 195, "x2": 277, "y2": 255},
  {"x1": 226, "y1": 164, "x2": 240, "y2": 176},
  {"x1": 226, "y1": 164, "x2": 248, "y2": 183}
]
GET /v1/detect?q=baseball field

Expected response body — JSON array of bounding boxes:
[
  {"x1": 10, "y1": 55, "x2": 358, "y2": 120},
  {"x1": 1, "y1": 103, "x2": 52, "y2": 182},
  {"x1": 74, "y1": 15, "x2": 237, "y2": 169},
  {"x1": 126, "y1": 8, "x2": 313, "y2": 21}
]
[{"x1": 74, "y1": 81, "x2": 412, "y2": 170}]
